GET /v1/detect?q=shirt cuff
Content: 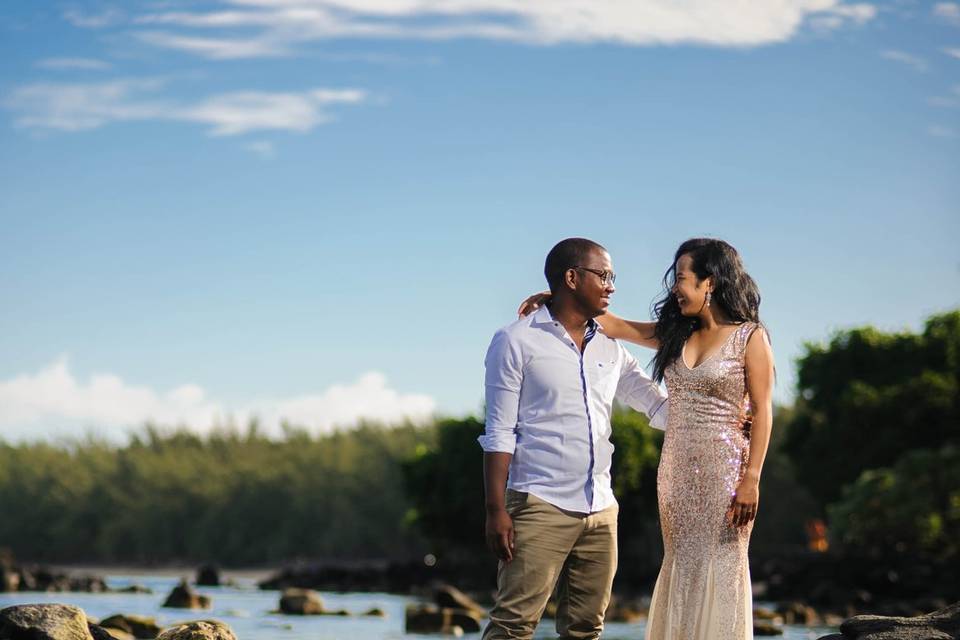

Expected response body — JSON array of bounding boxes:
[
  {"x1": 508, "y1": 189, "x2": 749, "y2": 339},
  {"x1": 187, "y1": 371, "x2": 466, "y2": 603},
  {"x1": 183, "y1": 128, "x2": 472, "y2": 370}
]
[
  {"x1": 649, "y1": 398, "x2": 668, "y2": 431},
  {"x1": 477, "y1": 432, "x2": 517, "y2": 454}
]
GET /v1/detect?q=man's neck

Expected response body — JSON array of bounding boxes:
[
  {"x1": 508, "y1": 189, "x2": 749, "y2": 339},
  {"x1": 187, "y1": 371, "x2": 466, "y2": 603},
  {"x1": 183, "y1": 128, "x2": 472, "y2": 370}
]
[{"x1": 549, "y1": 298, "x2": 594, "y2": 337}]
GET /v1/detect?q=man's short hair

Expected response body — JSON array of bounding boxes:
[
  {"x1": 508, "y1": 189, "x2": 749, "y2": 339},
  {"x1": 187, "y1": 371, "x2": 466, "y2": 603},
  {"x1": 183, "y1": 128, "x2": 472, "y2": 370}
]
[{"x1": 544, "y1": 238, "x2": 607, "y2": 292}]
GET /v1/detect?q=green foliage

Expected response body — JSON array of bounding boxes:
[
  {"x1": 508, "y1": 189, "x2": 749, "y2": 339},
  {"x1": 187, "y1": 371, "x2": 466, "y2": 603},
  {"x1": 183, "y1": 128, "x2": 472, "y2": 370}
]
[
  {"x1": 400, "y1": 417, "x2": 485, "y2": 558},
  {"x1": 0, "y1": 422, "x2": 433, "y2": 564},
  {"x1": 783, "y1": 311, "x2": 960, "y2": 507},
  {"x1": 829, "y1": 446, "x2": 960, "y2": 561},
  {"x1": 400, "y1": 409, "x2": 665, "y2": 571}
]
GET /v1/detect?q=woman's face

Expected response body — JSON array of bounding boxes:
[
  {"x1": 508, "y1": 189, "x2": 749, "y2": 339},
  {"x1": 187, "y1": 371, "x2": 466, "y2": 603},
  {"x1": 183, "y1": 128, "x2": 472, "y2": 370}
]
[{"x1": 672, "y1": 253, "x2": 711, "y2": 317}]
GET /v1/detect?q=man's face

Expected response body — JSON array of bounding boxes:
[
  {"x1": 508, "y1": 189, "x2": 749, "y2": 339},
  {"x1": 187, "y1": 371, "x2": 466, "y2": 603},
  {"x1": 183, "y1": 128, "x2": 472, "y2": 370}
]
[{"x1": 570, "y1": 248, "x2": 616, "y2": 317}]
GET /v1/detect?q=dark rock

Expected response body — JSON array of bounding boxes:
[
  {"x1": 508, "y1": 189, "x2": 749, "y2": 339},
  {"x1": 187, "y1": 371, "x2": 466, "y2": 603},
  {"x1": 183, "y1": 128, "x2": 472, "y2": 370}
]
[
  {"x1": 753, "y1": 620, "x2": 784, "y2": 636},
  {"x1": 834, "y1": 601, "x2": 960, "y2": 640},
  {"x1": 363, "y1": 608, "x2": 386, "y2": 617},
  {"x1": 69, "y1": 576, "x2": 109, "y2": 593},
  {"x1": 16, "y1": 569, "x2": 38, "y2": 592},
  {"x1": 279, "y1": 588, "x2": 325, "y2": 615},
  {"x1": 815, "y1": 635, "x2": 845, "y2": 640},
  {"x1": 0, "y1": 570, "x2": 18, "y2": 593},
  {"x1": 0, "y1": 603, "x2": 93, "y2": 640},
  {"x1": 605, "y1": 598, "x2": 647, "y2": 623},
  {"x1": 89, "y1": 624, "x2": 134, "y2": 640},
  {"x1": 155, "y1": 620, "x2": 237, "y2": 640},
  {"x1": 0, "y1": 551, "x2": 17, "y2": 593},
  {"x1": 434, "y1": 585, "x2": 485, "y2": 616},
  {"x1": 162, "y1": 580, "x2": 211, "y2": 609},
  {"x1": 88, "y1": 624, "x2": 119, "y2": 640},
  {"x1": 754, "y1": 606, "x2": 781, "y2": 621},
  {"x1": 97, "y1": 614, "x2": 161, "y2": 639},
  {"x1": 114, "y1": 585, "x2": 152, "y2": 594},
  {"x1": 777, "y1": 601, "x2": 822, "y2": 625},
  {"x1": 405, "y1": 605, "x2": 482, "y2": 634},
  {"x1": 195, "y1": 565, "x2": 220, "y2": 587}
]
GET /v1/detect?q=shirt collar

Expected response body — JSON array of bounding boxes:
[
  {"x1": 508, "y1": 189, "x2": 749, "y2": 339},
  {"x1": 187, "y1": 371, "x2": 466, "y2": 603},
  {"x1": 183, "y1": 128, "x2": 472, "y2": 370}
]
[{"x1": 532, "y1": 305, "x2": 602, "y2": 333}]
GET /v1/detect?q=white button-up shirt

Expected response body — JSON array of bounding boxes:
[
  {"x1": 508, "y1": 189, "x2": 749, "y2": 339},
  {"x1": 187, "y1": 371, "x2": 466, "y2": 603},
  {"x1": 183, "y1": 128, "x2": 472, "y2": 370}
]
[{"x1": 479, "y1": 305, "x2": 668, "y2": 514}]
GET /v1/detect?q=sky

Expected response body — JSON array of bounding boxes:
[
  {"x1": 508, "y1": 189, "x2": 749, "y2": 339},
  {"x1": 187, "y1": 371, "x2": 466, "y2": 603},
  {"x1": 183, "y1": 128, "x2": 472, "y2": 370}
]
[{"x1": 1, "y1": 0, "x2": 958, "y2": 443}]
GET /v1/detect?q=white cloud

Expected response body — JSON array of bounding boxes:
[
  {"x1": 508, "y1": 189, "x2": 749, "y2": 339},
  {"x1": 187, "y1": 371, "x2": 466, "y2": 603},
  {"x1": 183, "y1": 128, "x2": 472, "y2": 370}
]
[
  {"x1": 36, "y1": 57, "x2": 112, "y2": 71},
  {"x1": 124, "y1": 0, "x2": 878, "y2": 59},
  {"x1": 63, "y1": 8, "x2": 124, "y2": 29},
  {"x1": 3, "y1": 79, "x2": 366, "y2": 135},
  {"x1": 245, "y1": 139, "x2": 276, "y2": 157},
  {"x1": 880, "y1": 49, "x2": 928, "y2": 71},
  {"x1": 136, "y1": 30, "x2": 292, "y2": 59},
  {"x1": 0, "y1": 357, "x2": 436, "y2": 442},
  {"x1": 928, "y1": 84, "x2": 960, "y2": 107},
  {"x1": 928, "y1": 124, "x2": 958, "y2": 137},
  {"x1": 178, "y1": 88, "x2": 364, "y2": 135},
  {"x1": 933, "y1": 2, "x2": 960, "y2": 25},
  {"x1": 3, "y1": 78, "x2": 168, "y2": 131},
  {"x1": 943, "y1": 46, "x2": 960, "y2": 58}
]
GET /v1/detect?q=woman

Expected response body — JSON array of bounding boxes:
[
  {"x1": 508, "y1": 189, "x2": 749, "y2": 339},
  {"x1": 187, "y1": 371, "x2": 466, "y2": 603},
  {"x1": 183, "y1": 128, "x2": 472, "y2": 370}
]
[{"x1": 519, "y1": 238, "x2": 774, "y2": 640}]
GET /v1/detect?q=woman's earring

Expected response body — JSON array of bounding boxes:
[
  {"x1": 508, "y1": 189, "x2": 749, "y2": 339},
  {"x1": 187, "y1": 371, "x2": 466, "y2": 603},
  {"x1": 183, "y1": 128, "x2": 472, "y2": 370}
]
[{"x1": 705, "y1": 291, "x2": 712, "y2": 308}]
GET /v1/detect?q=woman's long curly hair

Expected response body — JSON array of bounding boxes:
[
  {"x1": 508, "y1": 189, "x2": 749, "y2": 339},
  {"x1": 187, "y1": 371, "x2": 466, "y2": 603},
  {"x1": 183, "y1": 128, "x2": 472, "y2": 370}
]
[{"x1": 651, "y1": 238, "x2": 763, "y2": 383}]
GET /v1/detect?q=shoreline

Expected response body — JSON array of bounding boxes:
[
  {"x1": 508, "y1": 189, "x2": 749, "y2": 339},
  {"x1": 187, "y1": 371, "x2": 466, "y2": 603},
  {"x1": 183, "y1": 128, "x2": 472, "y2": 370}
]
[{"x1": 42, "y1": 565, "x2": 276, "y2": 582}]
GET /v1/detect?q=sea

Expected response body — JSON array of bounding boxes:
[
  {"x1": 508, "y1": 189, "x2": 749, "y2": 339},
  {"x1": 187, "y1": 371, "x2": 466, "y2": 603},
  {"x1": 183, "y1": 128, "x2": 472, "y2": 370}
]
[{"x1": 0, "y1": 572, "x2": 839, "y2": 640}]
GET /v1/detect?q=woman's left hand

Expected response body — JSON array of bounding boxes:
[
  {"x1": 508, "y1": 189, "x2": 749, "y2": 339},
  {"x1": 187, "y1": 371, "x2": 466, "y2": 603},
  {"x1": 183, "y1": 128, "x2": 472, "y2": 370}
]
[
  {"x1": 517, "y1": 291, "x2": 551, "y2": 317},
  {"x1": 727, "y1": 476, "x2": 759, "y2": 528}
]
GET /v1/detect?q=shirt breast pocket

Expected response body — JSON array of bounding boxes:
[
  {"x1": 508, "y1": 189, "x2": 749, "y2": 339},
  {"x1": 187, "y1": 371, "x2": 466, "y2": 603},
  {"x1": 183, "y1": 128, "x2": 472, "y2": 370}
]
[{"x1": 588, "y1": 358, "x2": 619, "y2": 400}]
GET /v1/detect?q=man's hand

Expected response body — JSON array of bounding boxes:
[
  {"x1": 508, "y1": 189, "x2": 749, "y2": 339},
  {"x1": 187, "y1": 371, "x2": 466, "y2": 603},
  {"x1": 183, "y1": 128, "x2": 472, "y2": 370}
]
[{"x1": 485, "y1": 507, "x2": 515, "y2": 561}]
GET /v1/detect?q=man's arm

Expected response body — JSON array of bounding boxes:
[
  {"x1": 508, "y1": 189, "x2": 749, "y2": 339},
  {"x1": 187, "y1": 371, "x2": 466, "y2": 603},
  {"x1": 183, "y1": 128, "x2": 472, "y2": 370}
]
[
  {"x1": 615, "y1": 343, "x2": 669, "y2": 430},
  {"x1": 483, "y1": 452, "x2": 514, "y2": 561},
  {"x1": 478, "y1": 329, "x2": 523, "y2": 561}
]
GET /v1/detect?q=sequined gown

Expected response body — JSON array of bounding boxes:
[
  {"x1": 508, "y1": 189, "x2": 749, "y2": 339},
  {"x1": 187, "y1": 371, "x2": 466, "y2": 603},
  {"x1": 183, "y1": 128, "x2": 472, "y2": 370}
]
[{"x1": 644, "y1": 322, "x2": 758, "y2": 640}]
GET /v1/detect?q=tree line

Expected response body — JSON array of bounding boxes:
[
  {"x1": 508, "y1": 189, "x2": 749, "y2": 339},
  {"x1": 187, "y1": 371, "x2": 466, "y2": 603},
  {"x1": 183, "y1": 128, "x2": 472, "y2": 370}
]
[{"x1": 0, "y1": 311, "x2": 956, "y2": 576}]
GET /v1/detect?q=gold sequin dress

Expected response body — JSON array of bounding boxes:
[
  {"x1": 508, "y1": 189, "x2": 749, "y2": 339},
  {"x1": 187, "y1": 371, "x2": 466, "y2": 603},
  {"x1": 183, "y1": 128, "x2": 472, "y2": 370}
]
[{"x1": 644, "y1": 322, "x2": 758, "y2": 640}]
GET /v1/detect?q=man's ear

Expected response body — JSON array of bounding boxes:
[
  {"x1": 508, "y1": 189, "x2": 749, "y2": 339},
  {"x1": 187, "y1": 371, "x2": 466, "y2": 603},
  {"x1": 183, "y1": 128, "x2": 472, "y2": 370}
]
[{"x1": 563, "y1": 268, "x2": 578, "y2": 291}]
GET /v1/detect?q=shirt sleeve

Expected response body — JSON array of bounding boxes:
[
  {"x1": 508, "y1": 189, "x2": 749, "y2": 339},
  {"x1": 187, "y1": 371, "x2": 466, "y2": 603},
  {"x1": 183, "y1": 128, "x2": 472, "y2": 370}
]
[
  {"x1": 478, "y1": 328, "x2": 523, "y2": 453},
  {"x1": 615, "y1": 343, "x2": 669, "y2": 431}
]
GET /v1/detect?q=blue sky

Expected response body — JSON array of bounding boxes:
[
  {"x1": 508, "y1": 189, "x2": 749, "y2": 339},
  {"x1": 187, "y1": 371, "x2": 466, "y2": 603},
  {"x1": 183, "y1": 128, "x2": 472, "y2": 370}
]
[{"x1": 1, "y1": 1, "x2": 958, "y2": 442}]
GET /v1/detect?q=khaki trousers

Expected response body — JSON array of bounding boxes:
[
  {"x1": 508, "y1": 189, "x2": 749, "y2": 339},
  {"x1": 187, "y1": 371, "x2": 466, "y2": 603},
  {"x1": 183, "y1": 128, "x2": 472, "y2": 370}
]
[{"x1": 482, "y1": 490, "x2": 619, "y2": 640}]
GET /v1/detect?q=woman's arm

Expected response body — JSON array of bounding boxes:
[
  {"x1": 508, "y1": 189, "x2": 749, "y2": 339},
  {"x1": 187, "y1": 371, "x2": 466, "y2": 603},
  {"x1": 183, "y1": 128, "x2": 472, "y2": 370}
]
[
  {"x1": 729, "y1": 326, "x2": 775, "y2": 528},
  {"x1": 517, "y1": 292, "x2": 659, "y2": 349},
  {"x1": 598, "y1": 312, "x2": 659, "y2": 349}
]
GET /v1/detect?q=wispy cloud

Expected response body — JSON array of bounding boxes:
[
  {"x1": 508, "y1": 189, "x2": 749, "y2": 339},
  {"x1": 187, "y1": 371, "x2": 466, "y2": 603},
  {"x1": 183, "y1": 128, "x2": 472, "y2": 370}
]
[
  {"x1": 943, "y1": 46, "x2": 960, "y2": 58},
  {"x1": 933, "y1": 2, "x2": 960, "y2": 26},
  {"x1": 179, "y1": 88, "x2": 365, "y2": 135},
  {"x1": 880, "y1": 49, "x2": 928, "y2": 72},
  {"x1": 119, "y1": 1, "x2": 879, "y2": 59},
  {"x1": 136, "y1": 30, "x2": 291, "y2": 59},
  {"x1": 928, "y1": 84, "x2": 960, "y2": 107},
  {"x1": 3, "y1": 78, "x2": 168, "y2": 131},
  {"x1": 0, "y1": 357, "x2": 436, "y2": 442},
  {"x1": 928, "y1": 124, "x2": 958, "y2": 137},
  {"x1": 245, "y1": 139, "x2": 276, "y2": 157},
  {"x1": 3, "y1": 79, "x2": 367, "y2": 136},
  {"x1": 63, "y1": 7, "x2": 125, "y2": 29},
  {"x1": 36, "y1": 57, "x2": 112, "y2": 71}
]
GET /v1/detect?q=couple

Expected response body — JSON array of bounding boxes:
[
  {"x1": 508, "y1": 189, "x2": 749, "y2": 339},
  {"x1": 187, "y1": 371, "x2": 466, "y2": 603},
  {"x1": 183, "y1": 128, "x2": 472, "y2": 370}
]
[{"x1": 478, "y1": 237, "x2": 775, "y2": 640}]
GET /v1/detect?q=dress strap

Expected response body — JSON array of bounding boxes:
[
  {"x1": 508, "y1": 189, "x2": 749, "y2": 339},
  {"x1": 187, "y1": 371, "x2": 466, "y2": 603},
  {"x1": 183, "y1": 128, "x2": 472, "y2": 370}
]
[{"x1": 734, "y1": 321, "x2": 760, "y2": 360}]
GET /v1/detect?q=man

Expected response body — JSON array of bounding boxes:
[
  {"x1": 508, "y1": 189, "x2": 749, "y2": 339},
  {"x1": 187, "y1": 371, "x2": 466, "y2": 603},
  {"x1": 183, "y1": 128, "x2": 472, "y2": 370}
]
[{"x1": 479, "y1": 237, "x2": 668, "y2": 640}]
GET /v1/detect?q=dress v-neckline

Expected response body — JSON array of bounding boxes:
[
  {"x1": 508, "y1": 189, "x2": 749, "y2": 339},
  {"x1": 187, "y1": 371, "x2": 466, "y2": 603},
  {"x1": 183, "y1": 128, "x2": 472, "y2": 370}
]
[{"x1": 681, "y1": 324, "x2": 742, "y2": 371}]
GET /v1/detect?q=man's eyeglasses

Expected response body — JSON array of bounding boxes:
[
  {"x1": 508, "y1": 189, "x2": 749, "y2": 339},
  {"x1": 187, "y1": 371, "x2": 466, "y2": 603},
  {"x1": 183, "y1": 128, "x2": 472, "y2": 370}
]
[{"x1": 572, "y1": 266, "x2": 616, "y2": 286}]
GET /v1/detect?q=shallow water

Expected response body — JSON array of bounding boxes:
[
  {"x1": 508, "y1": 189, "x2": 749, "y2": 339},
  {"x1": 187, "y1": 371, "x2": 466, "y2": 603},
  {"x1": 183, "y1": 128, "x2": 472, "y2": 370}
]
[{"x1": 0, "y1": 574, "x2": 837, "y2": 640}]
